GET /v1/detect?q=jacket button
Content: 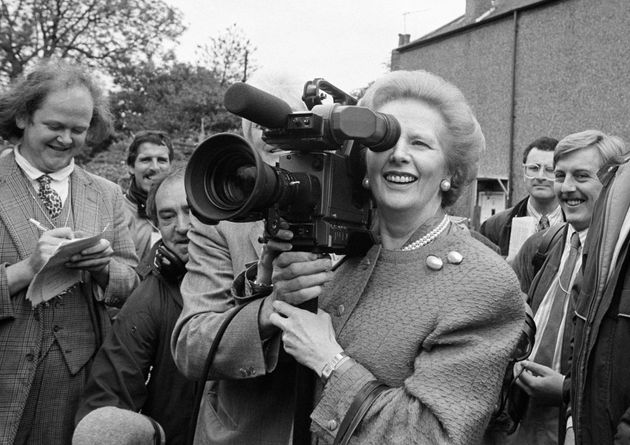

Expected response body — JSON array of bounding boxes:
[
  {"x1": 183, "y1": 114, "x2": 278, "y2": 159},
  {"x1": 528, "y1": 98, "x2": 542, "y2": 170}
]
[
  {"x1": 336, "y1": 304, "x2": 345, "y2": 316},
  {"x1": 53, "y1": 325, "x2": 61, "y2": 332},
  {"x1": 326, "y1": 419, "x2": 338, "y2": 431},
  {"x1": 25, "y1": 352, "x2": 34, "y2": 362},
  {"x1": 239, "y1": 368, "x2": 248, "y2": 377},
  {"x1": 249, "y1": 367, "x2": 256, "y2": 376}
]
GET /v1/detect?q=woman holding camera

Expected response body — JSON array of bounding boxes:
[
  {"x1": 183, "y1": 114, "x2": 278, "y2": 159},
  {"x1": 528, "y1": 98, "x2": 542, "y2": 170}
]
[{"x1": 253, "y1": 70, "x2": 526, "y2": 444}]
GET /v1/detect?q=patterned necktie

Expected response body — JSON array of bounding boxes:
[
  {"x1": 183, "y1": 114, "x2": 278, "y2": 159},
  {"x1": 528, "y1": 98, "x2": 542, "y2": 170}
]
[
  {"x1": 37, "y1": 175, "x2": 63, "y2": 219},
  {"x1": 538, "y1": 214, "x2": 550, "y2": 231},
  {"x1": 534, "y1": 231, "x2": 581, "y2": 367}
]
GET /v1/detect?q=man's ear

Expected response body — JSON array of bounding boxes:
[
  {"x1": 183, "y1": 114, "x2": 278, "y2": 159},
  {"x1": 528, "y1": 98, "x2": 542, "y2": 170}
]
[{"x1": 16, "y1": 114, "x2": 28, "y2": 130}]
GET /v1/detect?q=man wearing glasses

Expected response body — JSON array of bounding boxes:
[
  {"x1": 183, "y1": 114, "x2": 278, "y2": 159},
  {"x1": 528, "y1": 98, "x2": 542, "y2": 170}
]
[
  {"x1": 124, "y1": 131, "x2": 174, "y2": 265},
  {"x1": 481, "y1": 136, "x2": 562, "y2": 257}
]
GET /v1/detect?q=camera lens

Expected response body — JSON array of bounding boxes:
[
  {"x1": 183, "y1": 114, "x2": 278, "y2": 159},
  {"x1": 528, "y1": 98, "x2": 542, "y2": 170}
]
[
  {"x1": 207, "y1": 151, "x2": 257, "y2": 210},
  {"x1": 186, "y1": 133, "x2": 281, "y2": 223}
]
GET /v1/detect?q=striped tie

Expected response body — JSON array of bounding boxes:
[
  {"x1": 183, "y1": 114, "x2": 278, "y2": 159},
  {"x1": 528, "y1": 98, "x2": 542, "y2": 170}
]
[{"x1": 534, "y1": 232, "x2": 581, "y2": 367}]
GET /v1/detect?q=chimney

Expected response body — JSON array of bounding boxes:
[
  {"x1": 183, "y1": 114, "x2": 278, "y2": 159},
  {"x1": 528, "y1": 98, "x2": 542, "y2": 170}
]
[
  {"x1": 398, "y1": 33, "x2": 411, "y2": 47},
  {"x1": 466, "y1": 0, "x2": 495, "y2": 20}
]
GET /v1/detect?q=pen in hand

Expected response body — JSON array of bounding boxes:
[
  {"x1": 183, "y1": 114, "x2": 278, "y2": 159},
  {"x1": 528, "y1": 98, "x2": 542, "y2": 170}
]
[{"x1": 28, "y1": 218, "x2": 50, "y2": 232}]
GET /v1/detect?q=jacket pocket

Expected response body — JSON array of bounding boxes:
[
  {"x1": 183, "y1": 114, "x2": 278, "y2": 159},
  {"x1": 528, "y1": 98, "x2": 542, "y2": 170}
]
[{"x1": 203, "y1": 384, "x2": 238, "y2": 431}]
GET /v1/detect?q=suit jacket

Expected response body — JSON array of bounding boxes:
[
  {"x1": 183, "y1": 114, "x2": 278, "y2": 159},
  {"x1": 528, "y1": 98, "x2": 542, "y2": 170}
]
[
  {"x1": 571, "y1": 161, "x2": 630, "y2": 444},
  {"x1": 0, "y1": 150, "x2": 139, "y2": 443},
  {"x1": 171, "y1": 218, "x2": 296, "y2": 445},
  {"x1": 511, "y1": 225, "x2": 573, "y2": 444}
]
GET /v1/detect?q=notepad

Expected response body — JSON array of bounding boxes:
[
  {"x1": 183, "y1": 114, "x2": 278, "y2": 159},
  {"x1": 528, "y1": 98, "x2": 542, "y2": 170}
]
[
  {"x1": 26, "y1": 230, "x2": 105, "y2": 307},
  {"x1": 506, "y1": 216, "x2": 537, "y2": 263}
]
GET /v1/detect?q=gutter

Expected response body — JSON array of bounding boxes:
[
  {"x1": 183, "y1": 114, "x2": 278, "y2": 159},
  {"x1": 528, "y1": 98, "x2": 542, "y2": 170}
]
[{"x1": 394, "y1": 0, "x2": 563, "y2": 53}]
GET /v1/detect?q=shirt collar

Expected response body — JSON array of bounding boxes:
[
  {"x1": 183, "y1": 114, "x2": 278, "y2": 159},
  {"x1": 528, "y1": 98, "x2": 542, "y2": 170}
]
[
  {"x1": 567, "y1": 224, "x2": 589, "y2": 246},
  {"x1": 526, "y1": 199, "x2": 563, "y2": 221},
  {"x1": 14, "y1": 145, "x2": 75, "y2": 181}
]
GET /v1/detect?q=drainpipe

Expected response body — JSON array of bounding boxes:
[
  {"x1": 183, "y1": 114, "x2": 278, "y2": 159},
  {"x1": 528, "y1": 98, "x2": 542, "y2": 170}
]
[{"x1": 507, "y1": 10, "x2": 518, "y2": 206}]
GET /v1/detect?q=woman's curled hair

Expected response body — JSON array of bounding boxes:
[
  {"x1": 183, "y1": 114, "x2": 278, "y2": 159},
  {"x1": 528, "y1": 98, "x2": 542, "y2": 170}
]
[{"x1": 359, "y1": 70, "x2": 485, "y2": 207}]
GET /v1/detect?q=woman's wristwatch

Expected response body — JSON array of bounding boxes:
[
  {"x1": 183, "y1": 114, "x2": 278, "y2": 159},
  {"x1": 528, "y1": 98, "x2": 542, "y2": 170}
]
[{"x1": 320, "y1": 351, "x2": 351, "y2": 383}]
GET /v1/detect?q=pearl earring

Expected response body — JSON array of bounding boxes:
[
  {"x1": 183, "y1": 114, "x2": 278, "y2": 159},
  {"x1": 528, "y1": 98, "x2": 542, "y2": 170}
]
[
  {"x1": 362, "y1": 177, "x2": 370, "y2": 189},
  {"x1": 440, "y1": 179, "x2": 451, "y2": 192}
]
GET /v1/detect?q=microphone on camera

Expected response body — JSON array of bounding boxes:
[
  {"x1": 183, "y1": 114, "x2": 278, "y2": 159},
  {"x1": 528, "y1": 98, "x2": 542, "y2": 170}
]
[{"x1": 224, "y1": 82, "x2": 293, "y2": 129}]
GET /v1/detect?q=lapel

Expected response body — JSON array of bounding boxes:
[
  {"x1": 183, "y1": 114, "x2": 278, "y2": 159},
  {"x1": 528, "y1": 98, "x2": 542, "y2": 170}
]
[
  {"x1": 530, "y1": 227, "x2": 568, "y2": 313},
  {"x1": 0, "y1": 151, "x2": 44, "y2": 259},
  {"x1": 69, "y1": 167, "x2": 101, "y2": 234}
]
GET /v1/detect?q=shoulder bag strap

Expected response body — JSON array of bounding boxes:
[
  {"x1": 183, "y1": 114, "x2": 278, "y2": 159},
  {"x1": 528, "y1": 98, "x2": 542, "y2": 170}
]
[
  {"x1": 186, "y1": 301, "x2": 252, "y2": 445},
  {"x1": 332, "y1": 380, "x2": 388, "y2": 445},
  {"x1": 532, "y1": 222, "x2": 567, "y2": 274}
]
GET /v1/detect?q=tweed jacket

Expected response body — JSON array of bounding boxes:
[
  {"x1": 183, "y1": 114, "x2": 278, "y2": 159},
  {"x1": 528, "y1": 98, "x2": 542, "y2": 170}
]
[
  {"x1": 571, "y1": 161, "x2": 630, "y2": 444},
  {"x1": 172, "y1": 218, "x2": 299, "y2": 445},
  {"x1": 0, "y1": 151, "x2": 139, "y2": 443},
  {"x1": 229, "y1": 225, "x2": 526, "y2": 444}
]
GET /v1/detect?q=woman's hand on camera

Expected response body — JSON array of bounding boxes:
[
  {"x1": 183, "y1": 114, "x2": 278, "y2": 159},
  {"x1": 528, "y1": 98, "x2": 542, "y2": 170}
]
[
  {"x1": 258, "y1": 251, "x2": 333, "y2": 338},
  {"x1": 269, "y1": 300, "x2": 342, "y2": 372}
]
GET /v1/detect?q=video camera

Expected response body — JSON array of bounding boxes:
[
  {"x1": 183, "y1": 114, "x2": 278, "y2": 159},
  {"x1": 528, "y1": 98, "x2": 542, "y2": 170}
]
[{"x1": 185, "y1": 79, "x2": 401, "y2": 254}]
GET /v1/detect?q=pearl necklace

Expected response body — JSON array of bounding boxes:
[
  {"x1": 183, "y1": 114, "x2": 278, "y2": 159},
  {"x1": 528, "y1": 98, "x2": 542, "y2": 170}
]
[{"x1": 401, "y1": 215, "x2": 450, "y2": 251}]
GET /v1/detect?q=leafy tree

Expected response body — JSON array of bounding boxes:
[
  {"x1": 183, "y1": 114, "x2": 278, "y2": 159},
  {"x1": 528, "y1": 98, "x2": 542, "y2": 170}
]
[
  {"x1": 196, "y1": 23, "x2": 257, "y2": 86},
  {"x1": 0, "y1": 0, "x2": 185, "y2": 83},
  {"x1": 110, "y1": 60, "x2": 240, "y2": 138}
]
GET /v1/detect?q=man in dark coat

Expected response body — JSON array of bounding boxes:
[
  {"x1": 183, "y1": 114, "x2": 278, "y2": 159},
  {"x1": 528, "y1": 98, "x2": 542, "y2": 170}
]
[
  {"x1": 481, "y1": 136, "x2": 562, "y2": 257},
  {"x1": 510, "y1": 130, "x2": 626, "y2": 445},
  {"x1": 74, "y1": 169, "x2": 193, "y2": 445}
]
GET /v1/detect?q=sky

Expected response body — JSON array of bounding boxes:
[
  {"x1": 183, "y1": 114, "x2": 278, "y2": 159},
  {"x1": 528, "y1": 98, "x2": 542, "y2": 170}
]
[{"x1": 164, "y1": 0, "x2": 465, "y2": 93}]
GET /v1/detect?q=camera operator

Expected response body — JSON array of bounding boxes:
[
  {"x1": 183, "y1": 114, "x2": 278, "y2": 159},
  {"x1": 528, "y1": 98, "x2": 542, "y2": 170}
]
[
  {"x1": 170, "y1": 71, "x2": 308, "y2": 445},
  {"x1": 231, "y1": 70, "x2": 527, "y2": 444}
]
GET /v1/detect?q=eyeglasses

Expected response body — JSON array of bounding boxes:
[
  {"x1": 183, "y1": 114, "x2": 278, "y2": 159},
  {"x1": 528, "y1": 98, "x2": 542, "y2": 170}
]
[{"x1": 523, "y1": 163, "x2": 555, "y2": 180}]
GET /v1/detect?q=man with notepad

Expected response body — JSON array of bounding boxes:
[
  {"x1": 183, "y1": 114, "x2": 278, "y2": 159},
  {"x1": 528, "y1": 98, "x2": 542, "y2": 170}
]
[
  {"x1": 0, "y1": 61, "x2": 138, "y2": 444},
  {"x1": 481, "y1": 136, "x2": 564, "y2": 258}
]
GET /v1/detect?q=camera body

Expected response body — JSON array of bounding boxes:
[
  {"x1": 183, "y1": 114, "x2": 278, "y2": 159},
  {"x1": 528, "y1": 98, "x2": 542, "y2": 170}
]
[
  {"x1": 185, "y1": 79, "x2": 400, "y2": 254},
  {"x1": 266, "y1": 149, "x2": 370, "y2": 253}
]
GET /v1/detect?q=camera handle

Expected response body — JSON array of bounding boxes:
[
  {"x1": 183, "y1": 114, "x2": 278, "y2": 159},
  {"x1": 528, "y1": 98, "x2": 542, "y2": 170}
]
[
  {"x1": 263, "y1": 207, "x2": 283, "y2": 241},
  {"x1": 302, "y1": 78, "x2": 357, "y2": 110}
]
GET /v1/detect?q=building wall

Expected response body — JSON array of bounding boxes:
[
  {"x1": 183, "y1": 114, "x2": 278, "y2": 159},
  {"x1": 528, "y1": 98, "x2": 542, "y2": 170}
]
[{"x1": 392, "y1": 0, "x2": 630, "y2": 222}]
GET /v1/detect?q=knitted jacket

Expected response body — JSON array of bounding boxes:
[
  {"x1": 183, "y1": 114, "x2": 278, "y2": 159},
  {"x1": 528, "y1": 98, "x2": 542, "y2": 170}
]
[{"x1": 311, "y1": 226, "x2": 526, "y2": 444}]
